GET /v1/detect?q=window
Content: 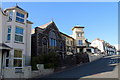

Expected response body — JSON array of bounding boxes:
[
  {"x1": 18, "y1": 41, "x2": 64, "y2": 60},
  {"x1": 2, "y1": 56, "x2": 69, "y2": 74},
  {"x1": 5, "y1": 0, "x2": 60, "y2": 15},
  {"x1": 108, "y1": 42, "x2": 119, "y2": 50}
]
[
  {"x1": 7, "y1": 26, "x2": 11, "y2": 41},
  {"x1": 16, "y1": 12, "x2": 24, "y2": 18},
  {"x1": 49, "y1": 31, "x2": 57, "y2": 48},
  {"x1": 15, "y1": 27, "x2": 24, "y2": 43},
  {"x1": 8, "y1": 11, "x2": 13, "y2": 21},
  {"x1": 78, "y1": 40, "x2": 83, "y2": 45},
  {"x1": 5, "y1": 51, "x2": 10, "y2": 67},
  {"x1": 14, "y1": 50, "x2": 22, "y2": 67},
  {"x1": 16, "y1": 12, "x2": 25, "y2": 23},
  {"x1": 42, "y1": 38, "x2": 48, "y2": 53},
  {"x1": 77, "y1": 32, "x2": 82, "y2": 37}
]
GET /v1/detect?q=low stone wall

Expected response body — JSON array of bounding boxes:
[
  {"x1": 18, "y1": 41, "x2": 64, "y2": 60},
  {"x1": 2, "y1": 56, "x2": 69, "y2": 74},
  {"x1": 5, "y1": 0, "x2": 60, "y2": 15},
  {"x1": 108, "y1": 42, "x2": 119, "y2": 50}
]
[
  {"x1": 3, "y1": 65, "x2": 54, "y2": 78},
  {"x1": 3, "y1": 66, "x2": 31, "y2": 78},
  {"x1": 88, "y1": 53, "x2": 104, "y2": 62},
  {"x1": 31, "y1": 64, "x2": 54, "y2": 78}
]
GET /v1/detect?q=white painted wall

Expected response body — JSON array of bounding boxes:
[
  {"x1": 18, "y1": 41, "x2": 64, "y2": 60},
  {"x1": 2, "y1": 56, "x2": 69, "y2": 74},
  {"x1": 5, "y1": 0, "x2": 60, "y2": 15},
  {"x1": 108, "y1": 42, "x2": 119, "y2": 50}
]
[
  {"x1": 91, "y1": 39, "x2": 104, "y2": 52},
  {"x1": 72, "y1": 27, "x2": 86, "y2": 46},
  {"x1": 0, "y1": 50, "x2": 2, "y2": 75},
  {"x1": 0, "y1": 6, "x2": 32, "y2": 78}
]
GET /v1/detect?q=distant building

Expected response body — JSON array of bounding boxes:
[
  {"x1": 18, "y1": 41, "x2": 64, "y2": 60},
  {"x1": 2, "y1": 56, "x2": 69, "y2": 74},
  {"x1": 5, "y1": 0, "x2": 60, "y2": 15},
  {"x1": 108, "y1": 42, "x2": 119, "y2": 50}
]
[
  {"x1": 91, "y1": 38, "x2": 116, "y2": 55},
  {"x1": 0, "y1": 5, "x2": 33, "y2": 78}
]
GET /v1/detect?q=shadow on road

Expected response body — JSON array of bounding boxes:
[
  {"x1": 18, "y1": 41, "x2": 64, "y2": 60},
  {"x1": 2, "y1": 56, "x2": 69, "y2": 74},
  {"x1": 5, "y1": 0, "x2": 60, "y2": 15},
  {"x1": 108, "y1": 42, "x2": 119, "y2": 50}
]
[{"x1": 32, "y1": 55, "x2": 120, "y2": 80}]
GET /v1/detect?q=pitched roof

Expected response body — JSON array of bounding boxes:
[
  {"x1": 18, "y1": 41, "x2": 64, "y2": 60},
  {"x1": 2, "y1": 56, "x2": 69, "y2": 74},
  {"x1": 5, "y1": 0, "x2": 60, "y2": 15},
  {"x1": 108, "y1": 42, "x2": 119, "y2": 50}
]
[
  {"x1": 4, "y1": 5, "x2": 27, "y2": 13},
  {"x1": 38, "y1": 21, "x2": 53, "y2": 29},
  {"x1": 60, "y1": 32, "x2": 74, "y2": 40}
]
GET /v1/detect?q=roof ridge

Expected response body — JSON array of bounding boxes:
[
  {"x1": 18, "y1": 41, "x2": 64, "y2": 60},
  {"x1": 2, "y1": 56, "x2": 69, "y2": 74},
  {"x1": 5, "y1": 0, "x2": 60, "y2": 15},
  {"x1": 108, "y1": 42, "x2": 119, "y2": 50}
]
[{"x1": 38, "y1": 21, "x2": 53, "y2": 29}]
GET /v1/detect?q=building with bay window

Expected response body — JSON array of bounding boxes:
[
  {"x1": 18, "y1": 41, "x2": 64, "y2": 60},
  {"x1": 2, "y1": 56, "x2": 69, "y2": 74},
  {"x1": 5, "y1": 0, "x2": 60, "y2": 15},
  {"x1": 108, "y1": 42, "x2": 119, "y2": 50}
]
[{"x1": 0, "y1": 5, "x2": 33, "y2": 78}]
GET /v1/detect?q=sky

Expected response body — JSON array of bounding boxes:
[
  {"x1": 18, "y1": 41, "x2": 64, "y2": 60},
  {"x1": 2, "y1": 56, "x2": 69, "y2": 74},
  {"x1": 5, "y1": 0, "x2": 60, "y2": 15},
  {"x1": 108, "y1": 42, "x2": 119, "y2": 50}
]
[{"x1": 2, "y1": 2, "x2": 118, "y2": 45}]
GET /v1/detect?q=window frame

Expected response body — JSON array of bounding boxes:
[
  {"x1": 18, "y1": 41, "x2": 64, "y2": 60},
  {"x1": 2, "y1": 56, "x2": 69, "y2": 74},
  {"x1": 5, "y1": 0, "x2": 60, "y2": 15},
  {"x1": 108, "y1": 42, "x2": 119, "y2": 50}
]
[
  {"x1": 8, "y1": 11, "x2": 13, "y2": 21},
  {"x1": 14, "y1": 26, "x2": 24, "y2": 43},
  {"x1": 16, "y1": 12, "x2": 25, "y2": 23},
  {"x1": 78, "y1": 40, "x2": 83, "y2": 45},
  {"x1": 5, "y1": 50, "x2": 10, "y2": 67},
  {"x1": 13, "y1": 49, "x2": 23, "y2": 68},
  {"x1": 7, "y1": 25, "x2": 12, "y2": 42}
]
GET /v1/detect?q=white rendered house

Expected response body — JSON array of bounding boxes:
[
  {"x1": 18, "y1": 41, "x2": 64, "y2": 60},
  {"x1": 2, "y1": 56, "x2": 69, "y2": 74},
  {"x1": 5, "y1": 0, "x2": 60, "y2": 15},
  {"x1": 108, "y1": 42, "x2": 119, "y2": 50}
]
[
  {"x1": 91, "y1": 38, "x2": 116, "y2": 55},
  {"x1": 0, "y1": 5, "x2": 33, "y2": 78},
  {"x1": 72, "y1": 25, "x2": 90, "y2": 53}
]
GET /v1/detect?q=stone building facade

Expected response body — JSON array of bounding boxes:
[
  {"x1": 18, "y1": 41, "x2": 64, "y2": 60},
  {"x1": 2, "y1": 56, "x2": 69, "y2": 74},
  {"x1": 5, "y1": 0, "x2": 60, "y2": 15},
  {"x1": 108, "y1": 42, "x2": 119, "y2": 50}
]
[
  {"x1": 31, "y1": 21, "x2": 65, "y2": 57},
  {"x1": 31, "y1": 21, "x2": 91, "y2": 57}
]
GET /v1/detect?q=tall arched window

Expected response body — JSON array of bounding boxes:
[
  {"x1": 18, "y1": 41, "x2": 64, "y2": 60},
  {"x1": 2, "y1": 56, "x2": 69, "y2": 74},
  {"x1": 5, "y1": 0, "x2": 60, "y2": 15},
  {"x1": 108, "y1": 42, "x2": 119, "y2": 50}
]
[
  {"x1": 42, "y1": 37, "x2": 48, "y2": 53},
  {"x1": 49, "y1": 31, "x2": 57, "y2": 48}
]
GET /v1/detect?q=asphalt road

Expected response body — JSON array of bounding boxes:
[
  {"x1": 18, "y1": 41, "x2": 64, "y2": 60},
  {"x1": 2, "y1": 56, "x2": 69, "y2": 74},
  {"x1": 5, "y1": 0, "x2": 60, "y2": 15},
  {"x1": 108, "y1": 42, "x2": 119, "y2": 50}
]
[{"x1": 36, "y1": 55, "x2": 120, "y2": 80}]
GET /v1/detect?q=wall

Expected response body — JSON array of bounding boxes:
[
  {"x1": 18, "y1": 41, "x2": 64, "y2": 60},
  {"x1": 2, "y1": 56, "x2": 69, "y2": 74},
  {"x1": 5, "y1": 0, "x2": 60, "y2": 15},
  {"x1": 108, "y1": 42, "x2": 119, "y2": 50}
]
[
  {"x1": 88, "y1": 53, "x2": 104, "y2": 62},
  {"x1": 3, "y1": 66, "x2": 31, "y2": 78},
  {"x1": 31, "y1": 64, "x2": 54, "y2": 78},
  {"x1": 0, "y1": 50, "x2": 2, "y2": 76}
]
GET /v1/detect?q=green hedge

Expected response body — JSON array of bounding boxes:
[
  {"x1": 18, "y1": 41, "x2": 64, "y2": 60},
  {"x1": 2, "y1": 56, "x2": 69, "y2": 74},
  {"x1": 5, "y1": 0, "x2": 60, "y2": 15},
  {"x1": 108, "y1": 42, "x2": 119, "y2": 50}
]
[{"x1": 31, "y1": 52, "x2": 59, "y2": 70}]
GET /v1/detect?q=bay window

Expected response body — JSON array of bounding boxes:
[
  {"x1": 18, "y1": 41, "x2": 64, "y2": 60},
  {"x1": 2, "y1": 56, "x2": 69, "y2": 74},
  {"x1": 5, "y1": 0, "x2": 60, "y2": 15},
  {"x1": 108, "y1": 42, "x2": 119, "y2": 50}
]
[
  {"x1": 14, "y1": 50, "x2": 22, "y2": 67},
  {"x1": 15, "y1": 27, "x2": 24, "y2": 43},
  {"x1": 16, "y1": 12, "x2": 25, "y2": 23},
  {"x1": 7, "y1": 26, "x2": 11, "y2": 41}
]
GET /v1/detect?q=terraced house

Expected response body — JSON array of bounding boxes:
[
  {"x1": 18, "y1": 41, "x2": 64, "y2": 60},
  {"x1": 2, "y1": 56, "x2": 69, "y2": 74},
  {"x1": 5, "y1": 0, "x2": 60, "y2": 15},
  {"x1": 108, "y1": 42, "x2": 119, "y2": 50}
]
[
  {"x1": 0, "y1": 5, "x2": 33, "y2": 78},
  {"x1": 91, "y1": 38, "x2": 116, "y2": 55}
]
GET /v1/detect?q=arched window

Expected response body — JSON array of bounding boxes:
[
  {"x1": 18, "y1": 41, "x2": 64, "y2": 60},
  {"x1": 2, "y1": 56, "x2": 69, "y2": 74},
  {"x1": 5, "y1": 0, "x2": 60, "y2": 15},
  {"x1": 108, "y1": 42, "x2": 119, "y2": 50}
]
[
  {"x1": 42, "y1": 37, "x2": 48, "y2": 53},
  {"x1": 49, "y1": 31, "x2": 57, "y2": 48}
]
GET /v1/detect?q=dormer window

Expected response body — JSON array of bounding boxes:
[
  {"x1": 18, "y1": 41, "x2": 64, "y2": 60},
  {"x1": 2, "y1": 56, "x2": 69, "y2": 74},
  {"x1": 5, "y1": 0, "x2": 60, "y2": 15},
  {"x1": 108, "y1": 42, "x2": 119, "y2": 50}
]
[
  {"x1": 16, "y1": 12, "x2": 24, "y2": 18},
  {"x1": 16, "y1": 12, "x2": 25, "y2": 23}
]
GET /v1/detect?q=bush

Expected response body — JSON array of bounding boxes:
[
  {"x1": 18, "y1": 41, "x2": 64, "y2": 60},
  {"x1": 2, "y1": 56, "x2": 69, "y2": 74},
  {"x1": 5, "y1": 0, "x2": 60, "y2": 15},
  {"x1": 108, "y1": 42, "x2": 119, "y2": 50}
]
[{"x1": 31, "y1": 52, "x2": 59, "y2": 70}]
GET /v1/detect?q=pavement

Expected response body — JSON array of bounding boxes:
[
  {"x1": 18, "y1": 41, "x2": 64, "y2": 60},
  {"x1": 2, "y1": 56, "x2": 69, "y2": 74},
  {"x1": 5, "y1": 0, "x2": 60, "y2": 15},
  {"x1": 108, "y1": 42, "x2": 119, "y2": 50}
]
[{"x1": 34, "y1": 55, "x2": 120, "y2": 80}]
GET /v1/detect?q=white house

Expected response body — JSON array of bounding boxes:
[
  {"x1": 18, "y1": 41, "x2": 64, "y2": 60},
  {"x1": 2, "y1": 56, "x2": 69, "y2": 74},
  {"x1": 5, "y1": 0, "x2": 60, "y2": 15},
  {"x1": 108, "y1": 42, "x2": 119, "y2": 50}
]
[
  {"x1": 72, "y1": 25, "x2": 90, "y2": 53},
  {"x1": 0, "y1": 5, "x2": 33, "y2": 78},
  {"x1": 91, "y1": 38, "x2": 116, "y2": 55}
]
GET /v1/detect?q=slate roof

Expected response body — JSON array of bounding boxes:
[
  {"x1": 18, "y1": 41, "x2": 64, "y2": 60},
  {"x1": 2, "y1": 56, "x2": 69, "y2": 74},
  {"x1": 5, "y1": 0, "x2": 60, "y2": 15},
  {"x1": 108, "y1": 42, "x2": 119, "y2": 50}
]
[{"x1": 38, "y1": 21, "x2": 53, "y2": 29}]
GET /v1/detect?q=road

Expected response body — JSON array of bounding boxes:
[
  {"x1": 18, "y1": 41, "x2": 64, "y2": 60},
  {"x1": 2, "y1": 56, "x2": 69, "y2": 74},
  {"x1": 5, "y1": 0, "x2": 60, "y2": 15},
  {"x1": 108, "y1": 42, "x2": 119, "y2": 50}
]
[{"x1": 37, "y1": 55, "x2": 120, "y2": 80}]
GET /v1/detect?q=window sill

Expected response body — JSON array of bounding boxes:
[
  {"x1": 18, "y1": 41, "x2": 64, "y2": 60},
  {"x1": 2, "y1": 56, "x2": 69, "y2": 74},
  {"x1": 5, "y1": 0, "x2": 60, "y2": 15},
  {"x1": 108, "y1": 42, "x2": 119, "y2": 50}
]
[
  {"x1": 16, "y1": 21, "x2": 25, "y2": 24},
  {"x1": 7, "y1": 21, "x2": 12, "y2": 22},
  {"x1": 14, "y1": 41, "x2": 24, "y2": 44},
  {"x1": 6, "y1": 41, "x2": 10, "y2": 43}
]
